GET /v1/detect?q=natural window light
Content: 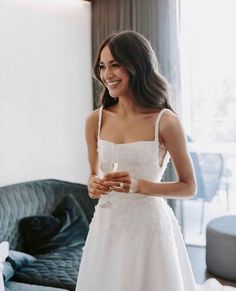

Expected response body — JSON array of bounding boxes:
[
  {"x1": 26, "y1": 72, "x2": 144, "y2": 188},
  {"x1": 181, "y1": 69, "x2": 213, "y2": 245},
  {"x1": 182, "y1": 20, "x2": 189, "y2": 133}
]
[{"x1": 180, "y1": 0, "x2": 236, "y2": 246}]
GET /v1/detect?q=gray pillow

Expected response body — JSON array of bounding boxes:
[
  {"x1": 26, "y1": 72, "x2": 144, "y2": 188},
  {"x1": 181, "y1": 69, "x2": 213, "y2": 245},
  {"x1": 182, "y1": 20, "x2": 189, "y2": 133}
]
[
  {"x1": 3, "y1": 251, "x2": 36, "y2": 282},
  {"x1": 19, "y1": 194, "x2": 89, "y2": 255}
]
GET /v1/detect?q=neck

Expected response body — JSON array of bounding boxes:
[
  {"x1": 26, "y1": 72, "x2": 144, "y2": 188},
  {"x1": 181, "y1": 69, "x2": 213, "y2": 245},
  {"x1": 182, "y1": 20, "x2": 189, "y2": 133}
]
[{"x1": 114, "y1": 98, "x2": 157, "y2": 116}]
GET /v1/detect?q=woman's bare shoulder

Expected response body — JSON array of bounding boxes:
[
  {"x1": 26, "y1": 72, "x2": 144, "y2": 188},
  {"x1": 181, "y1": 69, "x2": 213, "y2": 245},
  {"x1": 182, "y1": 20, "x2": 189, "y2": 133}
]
[
  {"x1": 86, "y1": 108, "x2": 100, "y2": 125},
  {"x1": 161, "y1": 109, "x2": 180, "y2": 129},
  {"x1": 159, "y1": 109, "x2": 184, "y2": 140},
  {"x1": 159, "y1": 109, "x2": 186, "y2": 148},
  {"x1": 85, "y1": 108, "x2": 102, "y2": 139}
]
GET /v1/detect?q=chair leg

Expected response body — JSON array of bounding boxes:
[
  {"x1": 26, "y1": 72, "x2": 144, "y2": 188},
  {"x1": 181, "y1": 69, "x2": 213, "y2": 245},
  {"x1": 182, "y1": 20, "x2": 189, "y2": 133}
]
[
  {"x1": 180, "y1": 200, "x2": 185, "y2": 240},
  {"x1": 200, "y1": 200, "x2": 205, "y2": 234},
  {"x1": 226, "y1": 183, "x2": 230, "y2": 211}
]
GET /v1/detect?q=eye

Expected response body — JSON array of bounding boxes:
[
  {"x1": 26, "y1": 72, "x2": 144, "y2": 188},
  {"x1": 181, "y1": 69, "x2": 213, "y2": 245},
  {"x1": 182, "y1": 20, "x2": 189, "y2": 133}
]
[
  {"x1": 99, "y1": 64, "x2": 105, "y2": 70},
  {"x1": 112, "y1": 63, "x2": 120, "y2": 68}
]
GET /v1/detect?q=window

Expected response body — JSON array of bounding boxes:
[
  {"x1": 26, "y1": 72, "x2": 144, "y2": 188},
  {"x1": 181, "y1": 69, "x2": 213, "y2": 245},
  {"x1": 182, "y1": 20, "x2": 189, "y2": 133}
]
[{"x1": 180, "y1": 0, "x2": 236, "y2": 245}]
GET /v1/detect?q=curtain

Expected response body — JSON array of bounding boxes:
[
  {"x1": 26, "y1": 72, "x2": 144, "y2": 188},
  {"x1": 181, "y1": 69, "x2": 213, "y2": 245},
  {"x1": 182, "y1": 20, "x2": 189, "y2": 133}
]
[{"x1": 91, "y1": 0, "x2": 183, "y2": 225}]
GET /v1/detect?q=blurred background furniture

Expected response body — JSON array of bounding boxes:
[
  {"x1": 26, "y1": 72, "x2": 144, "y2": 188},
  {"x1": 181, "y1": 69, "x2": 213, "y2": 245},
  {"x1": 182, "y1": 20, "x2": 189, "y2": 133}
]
[
  {"x1": 0, "y1": 179, "x2": 97, "y2": 291},
  {"x1": 180, "y1": 137, "x2": 232, "y2": 236},
  {"x1": 190, "y1": 149, "x2": 224, "y2": 233},
  {"x1": 206, "y1": 215, "x2": 236, "y2": 281}
]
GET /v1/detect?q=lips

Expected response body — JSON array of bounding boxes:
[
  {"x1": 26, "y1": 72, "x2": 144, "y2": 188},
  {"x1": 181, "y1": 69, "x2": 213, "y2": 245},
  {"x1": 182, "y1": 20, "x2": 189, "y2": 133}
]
[{"x1": 106, "y1": 80, "x2": 121, "y2": 89}]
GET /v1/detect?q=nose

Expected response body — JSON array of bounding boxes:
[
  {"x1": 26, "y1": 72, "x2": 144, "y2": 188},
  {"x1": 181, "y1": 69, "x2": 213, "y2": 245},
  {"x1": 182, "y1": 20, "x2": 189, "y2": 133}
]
[{"x1": 103, "y1": 67, "x2": 114, "y2": 80}]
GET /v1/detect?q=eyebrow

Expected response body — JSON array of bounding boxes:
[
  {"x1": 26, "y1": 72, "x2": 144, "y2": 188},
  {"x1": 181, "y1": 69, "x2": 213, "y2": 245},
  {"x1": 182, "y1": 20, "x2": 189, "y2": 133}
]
[{"x1": 99, "y1": 60, "x2": 116, "y2": 64}]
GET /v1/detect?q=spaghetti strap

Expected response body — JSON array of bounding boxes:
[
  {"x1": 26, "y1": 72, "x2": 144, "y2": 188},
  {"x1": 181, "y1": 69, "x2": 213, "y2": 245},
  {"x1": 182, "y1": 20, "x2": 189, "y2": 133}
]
[
  {"x1": 97, "y1": 106, "x2": 103, "y2": 139},
  {"x1": 154, "y1": 108, "x2": 169, "y2": 142}
]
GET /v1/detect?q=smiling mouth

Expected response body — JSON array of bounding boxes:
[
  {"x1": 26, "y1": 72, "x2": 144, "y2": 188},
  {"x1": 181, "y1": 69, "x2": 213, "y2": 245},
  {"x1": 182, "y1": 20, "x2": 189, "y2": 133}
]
[{"x1": 106, "y1": 80, "x2": 121, "y2": 88}]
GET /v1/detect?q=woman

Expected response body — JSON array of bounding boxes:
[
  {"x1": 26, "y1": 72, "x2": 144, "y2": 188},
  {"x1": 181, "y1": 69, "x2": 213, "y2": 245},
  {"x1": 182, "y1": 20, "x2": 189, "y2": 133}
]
[{"x1": 76, "y1": 31, "x2": 234, "y2": 291}]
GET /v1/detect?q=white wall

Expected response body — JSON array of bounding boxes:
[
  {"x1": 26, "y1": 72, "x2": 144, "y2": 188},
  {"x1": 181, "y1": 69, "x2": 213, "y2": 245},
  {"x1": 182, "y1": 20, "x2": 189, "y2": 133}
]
[{"x1": 0, "y1": 0, "x2": 92, "y2": 187}]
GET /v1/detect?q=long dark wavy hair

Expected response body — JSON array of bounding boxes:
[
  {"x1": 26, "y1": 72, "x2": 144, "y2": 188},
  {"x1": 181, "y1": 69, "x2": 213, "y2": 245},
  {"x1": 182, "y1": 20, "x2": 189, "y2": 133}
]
[{"x1": 94, "y1": 30, "x2": 174, "y2": 111}]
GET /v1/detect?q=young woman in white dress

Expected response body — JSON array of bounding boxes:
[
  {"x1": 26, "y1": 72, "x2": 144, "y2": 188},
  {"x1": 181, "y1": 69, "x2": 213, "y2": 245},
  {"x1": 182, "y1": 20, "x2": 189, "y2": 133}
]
[{"x1": 75, "y1": 31, "x2": 235, "y2": 291}]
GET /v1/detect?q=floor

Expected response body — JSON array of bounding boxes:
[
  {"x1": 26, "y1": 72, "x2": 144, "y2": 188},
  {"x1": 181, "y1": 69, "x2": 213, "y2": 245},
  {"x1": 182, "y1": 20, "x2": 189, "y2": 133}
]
[{"x1": 187, "y1": 245, "x2": 236, "y2": 288}]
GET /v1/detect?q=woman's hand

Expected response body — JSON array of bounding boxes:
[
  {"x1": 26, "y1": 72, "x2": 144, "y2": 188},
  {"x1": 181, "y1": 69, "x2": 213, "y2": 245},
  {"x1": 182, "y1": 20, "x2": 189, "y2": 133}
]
[
  {"x1": 88, "y1": 175, "x2": 111, "y2": 199},
  {"x1": 104, "y1": 172, "x2": 138, "y2": 193}
]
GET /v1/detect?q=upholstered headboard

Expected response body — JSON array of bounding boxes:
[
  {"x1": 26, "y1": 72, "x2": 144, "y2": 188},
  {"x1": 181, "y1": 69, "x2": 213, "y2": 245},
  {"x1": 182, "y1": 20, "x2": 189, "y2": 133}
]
[{"x1": 0, "y1": 179, "x2": 96, "y2": 250}]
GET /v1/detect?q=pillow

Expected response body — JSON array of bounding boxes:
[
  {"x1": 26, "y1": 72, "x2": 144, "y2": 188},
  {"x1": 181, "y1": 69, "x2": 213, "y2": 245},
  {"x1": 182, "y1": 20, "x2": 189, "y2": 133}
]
[
  {"x1": 2, "y1": 251, "x2": 36, "y2": 282},
  {"x1": 0, "y1": 241, "x2": 9, "y2": 284},
  {"x1": 20, "y1": 194, "x2": 89, "y2": 255},
  {"x1": 2, "y1": 261, "x2": 14, "y2": 282}
]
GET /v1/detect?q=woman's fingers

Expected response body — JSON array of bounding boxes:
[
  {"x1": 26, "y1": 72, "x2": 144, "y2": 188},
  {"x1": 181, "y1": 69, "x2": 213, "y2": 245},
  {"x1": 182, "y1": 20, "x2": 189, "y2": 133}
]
[
  {"x1": 104, "y1": 172, "x2": 129, "y2": 180},
  {"x1": 104, "y1": 172, "x2": 131, "y2": 192},
  {"x1": 88, "y1": 185, "x2": 110, "y2": 198},
  {"x1": 92, "y1": 182, "x2": 108, "y2": 191},
  {"x1": 103, "y1": 172, "x2": 138, "y2": 193},
  {"x1": 88, "y1": 172, "x2": 136, "y2": 197},
  {"x1": 93, "y1": 177, "x2": 106, "y2": 184},
  {"x1": 88, "y1": 177, "x2": 111, "y2": 199},
  {"x1": 104, "y1": 173, "x2": 131, "y2": 183},
  {"x1": 104, "y1": 181, "x2": 130, "y2": 192},
  {"x1": 112, "y1": 183, "x2": 130, "y2": 192},
  {"x1": 90, "y1": 183, "x2": 110, "y2": 192},
  {"x1": 89, "y1": 189, "x2": 105, "y2": 198},
  {"x1": 105, "y1": 180, "x2": 130, "y2": 187}
]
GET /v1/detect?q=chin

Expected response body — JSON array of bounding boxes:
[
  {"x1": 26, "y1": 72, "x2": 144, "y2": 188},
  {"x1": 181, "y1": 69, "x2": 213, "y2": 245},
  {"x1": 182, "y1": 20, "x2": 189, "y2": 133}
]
[{"x1": 108, "y1": 90, "x2": 119, "y2": 98}]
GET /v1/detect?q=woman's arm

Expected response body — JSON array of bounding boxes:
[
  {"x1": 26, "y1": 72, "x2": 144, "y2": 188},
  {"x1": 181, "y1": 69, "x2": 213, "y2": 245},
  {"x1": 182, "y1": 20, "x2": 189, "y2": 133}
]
[
  {"x1": 138, "y1": 110, "x2": 196, "y2": 198},
  {"x1": 85, "y1": 110, "x2": 110, "y2": 198}
]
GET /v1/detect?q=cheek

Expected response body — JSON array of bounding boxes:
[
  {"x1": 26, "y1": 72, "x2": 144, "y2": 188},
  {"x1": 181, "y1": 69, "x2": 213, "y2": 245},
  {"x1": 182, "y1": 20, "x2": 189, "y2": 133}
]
[
  {"x1": 123, "y1": 74, "x2": 130, "y2": 86},
  {"x1": 124, "y1": 70, "x2": 130, "y2": 83},
  {"x1": 99, "y1": 71, "x2": 105, "y2": 82}
]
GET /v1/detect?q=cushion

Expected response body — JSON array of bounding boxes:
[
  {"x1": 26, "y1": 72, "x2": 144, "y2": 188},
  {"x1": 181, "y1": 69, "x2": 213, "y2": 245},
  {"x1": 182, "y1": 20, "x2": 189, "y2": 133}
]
[
  {"x1": 7, "y1": 250, "x2": 36, "y2": 269},
  {"x1": 2, "y1": 261, "x2": 15, "y2": 282},
  {"x1": 206, "y1": 215, "x2": 236, "y2": 281},
  {"x1": 13, "y1": 247, "x2": 82, "y2": 291},
  {"x1": 3, "y1": 250, "x2": 36, "y2": 282},
  {"x1": 20, "y1": 194, "x2": 89, "y2": 255},
  {"x1": 0, "y1": 240, "x2": 9, "y2": 286},
  {"x1": 5, "y1": 281, "x2": 70, "y2": 291}
]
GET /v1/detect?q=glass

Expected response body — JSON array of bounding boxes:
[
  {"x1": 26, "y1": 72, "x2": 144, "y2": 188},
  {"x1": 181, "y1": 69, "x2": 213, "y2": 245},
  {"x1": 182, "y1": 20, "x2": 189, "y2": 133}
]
[{"x1": 99, "y1": 161, "x2": 118, "y2": 208}]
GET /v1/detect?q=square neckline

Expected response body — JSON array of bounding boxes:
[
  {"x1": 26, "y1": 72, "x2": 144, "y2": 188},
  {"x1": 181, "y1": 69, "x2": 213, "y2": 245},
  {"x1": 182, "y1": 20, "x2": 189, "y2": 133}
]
[
  {"x1": 98, "y1": 136, "x2": 170, "y2": 170},
  {"x1": 97, "y1": 107, "x2": 170, "y2": 169},
  {"x1": 98, "y1": 137, "x2": 158, "y2": 146},
  {"x1": 98, "y1": 106, "x2": 169, "y2": 147}
]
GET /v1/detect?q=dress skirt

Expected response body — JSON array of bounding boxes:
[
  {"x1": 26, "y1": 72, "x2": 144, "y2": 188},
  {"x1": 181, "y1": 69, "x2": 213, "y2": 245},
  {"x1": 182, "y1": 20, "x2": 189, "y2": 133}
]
[{"x1": 76, "y1": 192, "x2": 200, "y2": 291}]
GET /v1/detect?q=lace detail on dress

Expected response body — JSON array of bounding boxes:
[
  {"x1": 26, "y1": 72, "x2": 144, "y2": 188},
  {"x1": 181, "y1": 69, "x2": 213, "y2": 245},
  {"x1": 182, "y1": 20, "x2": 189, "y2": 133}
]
[{"x1": 89, "y1": 195, "x2": 178, "y2": 247}]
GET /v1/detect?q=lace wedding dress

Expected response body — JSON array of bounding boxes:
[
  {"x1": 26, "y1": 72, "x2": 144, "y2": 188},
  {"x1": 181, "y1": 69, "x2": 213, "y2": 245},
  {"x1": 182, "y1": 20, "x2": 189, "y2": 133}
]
[{"x1": 75, "y1": 107, "x2": 235, "y2": 291}]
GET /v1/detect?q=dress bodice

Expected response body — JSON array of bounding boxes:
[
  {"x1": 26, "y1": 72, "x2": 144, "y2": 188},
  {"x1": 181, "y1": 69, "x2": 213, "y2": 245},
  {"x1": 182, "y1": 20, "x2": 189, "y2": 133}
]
[{"x1": 97, "y1": 107, "x2": 170, "y2": 183}]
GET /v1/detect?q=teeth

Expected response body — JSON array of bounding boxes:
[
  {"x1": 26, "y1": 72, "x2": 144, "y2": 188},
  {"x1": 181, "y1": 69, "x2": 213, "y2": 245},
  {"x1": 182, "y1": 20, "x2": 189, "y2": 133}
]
[{"x1": 107, "y1": 81, "x2": 120, "y2": 86}]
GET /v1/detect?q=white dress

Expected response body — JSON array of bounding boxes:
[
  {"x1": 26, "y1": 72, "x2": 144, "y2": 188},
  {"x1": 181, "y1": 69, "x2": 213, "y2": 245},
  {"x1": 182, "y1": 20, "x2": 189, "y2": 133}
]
[{"x1": 76, "y1": 107, "x2": 235, "y2": 291}]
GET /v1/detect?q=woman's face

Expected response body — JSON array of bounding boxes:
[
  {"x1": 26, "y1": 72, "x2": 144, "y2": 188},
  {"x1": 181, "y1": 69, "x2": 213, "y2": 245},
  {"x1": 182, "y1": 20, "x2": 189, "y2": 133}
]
[{"x1": 99, "y1": 45, "x2": 130, "y2": 98}]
